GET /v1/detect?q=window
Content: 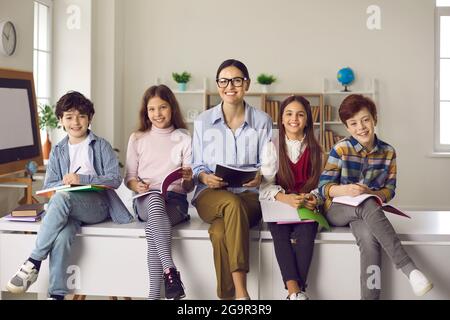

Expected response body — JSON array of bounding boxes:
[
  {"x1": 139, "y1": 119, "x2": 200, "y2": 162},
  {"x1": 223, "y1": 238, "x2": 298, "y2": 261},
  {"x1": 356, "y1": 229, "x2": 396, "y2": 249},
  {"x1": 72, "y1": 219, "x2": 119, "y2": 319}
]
[
  {"x1": 436, "y1": 1, "x2": 450, "y2": 152},
  {"x1": 33, "y1": 0, "x2": 52, "y2": 108}
]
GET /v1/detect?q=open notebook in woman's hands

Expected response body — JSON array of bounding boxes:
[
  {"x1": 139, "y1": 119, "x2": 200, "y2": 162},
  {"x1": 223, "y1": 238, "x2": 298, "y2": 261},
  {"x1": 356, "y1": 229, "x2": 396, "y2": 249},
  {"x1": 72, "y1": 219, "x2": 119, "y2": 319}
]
[
  {"x1": 214, "y1": 164, "x2": 258, "y2": 188},
  {"x1": 132, "y1": 167, "x2": 183, "y2": 199},
  {"x1": 332, "y1": 194, "x2": 411, "y2": 218}
]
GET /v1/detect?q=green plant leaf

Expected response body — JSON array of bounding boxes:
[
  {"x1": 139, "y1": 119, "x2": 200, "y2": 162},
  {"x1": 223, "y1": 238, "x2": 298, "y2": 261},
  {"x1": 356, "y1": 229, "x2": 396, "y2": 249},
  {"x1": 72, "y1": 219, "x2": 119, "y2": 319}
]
[
  {"x1": 172, "y1": 71, "x2": 191, "y2": 83},
  {"x1": 257, "y1": 73, "x2": 276, "y2": 85},
  {"x1": 38, "y1": 104, "x2": 60, "y2": 131}
]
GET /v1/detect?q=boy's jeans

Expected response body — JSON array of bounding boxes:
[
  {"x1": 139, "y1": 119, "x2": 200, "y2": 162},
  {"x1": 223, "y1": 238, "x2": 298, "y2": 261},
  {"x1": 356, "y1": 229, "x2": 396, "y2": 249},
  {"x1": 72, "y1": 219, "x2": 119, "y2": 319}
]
[{"x1": 30, "y1": 191, "x2": 110, "y2": 296}]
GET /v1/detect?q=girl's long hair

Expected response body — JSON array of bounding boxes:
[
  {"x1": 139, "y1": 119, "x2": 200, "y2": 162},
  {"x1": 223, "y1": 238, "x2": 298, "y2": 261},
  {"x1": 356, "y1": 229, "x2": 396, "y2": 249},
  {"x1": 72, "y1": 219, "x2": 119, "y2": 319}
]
[
  {"x1": 137, "y1": 84, "x2": 187, "y2": 132},
  {"x1": 276, "y1": 95, "x2": 323, "y2": 193}
]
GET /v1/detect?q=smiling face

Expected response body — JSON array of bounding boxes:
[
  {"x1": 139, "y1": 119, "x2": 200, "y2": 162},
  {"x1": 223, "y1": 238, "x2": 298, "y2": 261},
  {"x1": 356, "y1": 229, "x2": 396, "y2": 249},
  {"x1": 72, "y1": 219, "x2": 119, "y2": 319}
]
[
  {"x1": 345, "y1": 107, "x2": 377, "y2": 150},
  {"x1": 147, "y1": 96, "x2": 172, "y2": 129},
  {"x1": 60, "y1": 109, "x2": 91, "y2": 144},
  {"x1": 217, "y1": 66, "x2": 250, "y2": 105},
  {"x1": 282, "y1": 101, "x2": 308, "y2": 140}
]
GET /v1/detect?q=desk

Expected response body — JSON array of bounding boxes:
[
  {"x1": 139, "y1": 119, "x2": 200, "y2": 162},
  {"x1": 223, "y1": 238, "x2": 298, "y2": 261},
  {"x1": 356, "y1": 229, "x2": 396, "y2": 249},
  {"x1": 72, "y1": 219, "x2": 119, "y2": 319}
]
[
  {"x1": 0, "y1": 168, "x2": 45, "y2": 205},
  {"x1": 1, "y1": 211, "x2": 449, "y2": 299}
]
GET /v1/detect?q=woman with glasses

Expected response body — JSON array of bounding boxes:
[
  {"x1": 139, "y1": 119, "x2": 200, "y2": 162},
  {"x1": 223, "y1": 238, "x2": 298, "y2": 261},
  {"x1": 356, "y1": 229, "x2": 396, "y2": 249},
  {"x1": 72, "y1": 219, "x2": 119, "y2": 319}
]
[{"x1": 191, "y1": 59, "x2": 272, "y2": 300}]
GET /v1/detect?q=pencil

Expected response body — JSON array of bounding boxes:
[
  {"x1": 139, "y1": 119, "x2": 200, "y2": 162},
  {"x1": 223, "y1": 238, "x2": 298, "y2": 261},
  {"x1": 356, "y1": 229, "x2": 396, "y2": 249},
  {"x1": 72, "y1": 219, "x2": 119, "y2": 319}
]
[{"x1": 137, "y1": 176, "x2": 148, "y2": 185}]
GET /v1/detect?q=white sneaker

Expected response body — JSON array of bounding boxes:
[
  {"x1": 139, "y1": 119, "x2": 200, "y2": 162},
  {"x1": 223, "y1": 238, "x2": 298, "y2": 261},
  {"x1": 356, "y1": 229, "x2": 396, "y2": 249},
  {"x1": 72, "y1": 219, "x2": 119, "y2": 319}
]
[
  {"x1": 6, "y1": 260, "x2": 39, "y2": 294},
  {"x1": 409, "y1": 269, "x2": 433, "y2": 296},
  {"x1": 287, "y1": 291, "x2": 309, "y2": 300}
]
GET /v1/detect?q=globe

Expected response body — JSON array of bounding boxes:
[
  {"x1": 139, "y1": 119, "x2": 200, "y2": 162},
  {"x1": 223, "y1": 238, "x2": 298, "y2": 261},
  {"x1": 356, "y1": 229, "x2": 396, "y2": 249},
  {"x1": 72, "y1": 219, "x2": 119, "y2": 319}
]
[
  {"x1": 337, "y1": 67, "x2": 355, "y2": 92},
  {"x1": 25, "y1": 160, "x2": 38, "y2": 179}
]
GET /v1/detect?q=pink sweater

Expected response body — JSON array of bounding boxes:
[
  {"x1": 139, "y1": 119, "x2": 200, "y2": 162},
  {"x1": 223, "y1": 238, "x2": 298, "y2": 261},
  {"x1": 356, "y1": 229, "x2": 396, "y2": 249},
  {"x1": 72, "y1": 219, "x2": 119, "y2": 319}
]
[{"x1": 124, "y1": 126, "x2": 192, "y2": 194}]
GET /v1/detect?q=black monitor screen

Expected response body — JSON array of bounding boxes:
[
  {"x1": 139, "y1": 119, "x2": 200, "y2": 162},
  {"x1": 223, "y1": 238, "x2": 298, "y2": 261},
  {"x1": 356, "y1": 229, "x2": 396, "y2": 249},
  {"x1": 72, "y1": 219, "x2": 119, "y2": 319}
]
[{"x1": 0, "y1": 77, "x2": 40, "y2": 164}]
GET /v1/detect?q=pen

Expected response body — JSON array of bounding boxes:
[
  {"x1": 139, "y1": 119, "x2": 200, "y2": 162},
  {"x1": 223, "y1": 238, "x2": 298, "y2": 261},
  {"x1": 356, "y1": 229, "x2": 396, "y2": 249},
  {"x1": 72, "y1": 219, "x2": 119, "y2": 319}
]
[
  {"x1": 74, "y1": 166, "x2": 81, "y2": 174},
  {"x1": 137, "y1": 176, "x2": 148, "y2": 185}
]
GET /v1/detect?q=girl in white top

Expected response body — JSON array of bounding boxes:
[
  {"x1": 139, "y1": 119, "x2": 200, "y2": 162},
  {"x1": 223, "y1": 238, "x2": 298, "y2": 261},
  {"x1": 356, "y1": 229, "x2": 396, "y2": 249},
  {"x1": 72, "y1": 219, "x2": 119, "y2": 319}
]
[
  {"x1": 125, "y1": 85, "x2": 193, "y2": 300},
  {"x1": 260, "y1": 95, "x2": 323, "y2": 300}
]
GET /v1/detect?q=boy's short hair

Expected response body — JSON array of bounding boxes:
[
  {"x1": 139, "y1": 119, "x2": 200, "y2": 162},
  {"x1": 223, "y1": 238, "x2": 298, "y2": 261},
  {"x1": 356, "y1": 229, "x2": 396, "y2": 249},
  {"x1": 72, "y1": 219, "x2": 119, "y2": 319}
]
[
  {"x1": 55, "y1": 91, "x2": 95, "y2": 120},
  {"x1": 339, "y1": 94, "x2": 377, "y2": 126}
]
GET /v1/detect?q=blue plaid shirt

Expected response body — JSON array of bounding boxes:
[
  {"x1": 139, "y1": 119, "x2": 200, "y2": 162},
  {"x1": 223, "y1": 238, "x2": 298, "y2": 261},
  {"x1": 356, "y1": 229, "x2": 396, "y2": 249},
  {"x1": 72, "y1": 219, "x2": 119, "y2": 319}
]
[{"x1": 316, "y1": 135, "x2": 397, "y2": 211}]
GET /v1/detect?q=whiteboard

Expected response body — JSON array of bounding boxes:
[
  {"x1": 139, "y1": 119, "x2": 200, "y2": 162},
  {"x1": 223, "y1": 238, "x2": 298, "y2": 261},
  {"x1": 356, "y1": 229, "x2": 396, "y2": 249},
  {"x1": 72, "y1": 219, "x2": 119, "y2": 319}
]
[{"x1": 0, "y1": 88, "x2": 34, "y2": 150}]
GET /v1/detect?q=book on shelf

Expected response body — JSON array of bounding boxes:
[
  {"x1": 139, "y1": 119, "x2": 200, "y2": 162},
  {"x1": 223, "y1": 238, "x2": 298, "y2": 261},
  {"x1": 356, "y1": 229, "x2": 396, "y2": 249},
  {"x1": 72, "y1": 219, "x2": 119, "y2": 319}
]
[
  {"x1": 132, "y1": 167, "x2": 183, "y2": 199},
  {"x1": 332, "y1": 194, "x2": 411, "y2": 218},
  {"x1": 36, "y1": 184, "x2": 112, "y2": 197},
  {"x1": 260, "y1": 199, "x2": 330, "y2": 230},
  {"x1": 214, "y1": 164, "x2": 258, "y2": 188},
  {"x1": 264, "y1": 100, "x2": 280, "y2": 122},
  {"x1": 311, "y1": 105, "x2": 320, "y2": 123},
  {"x1": 324, "y1": 105, "x2": 333, "y2": 121},
  {"x1": 324, "y1": 130, "x2": 345, "y2": 152},
  {"x1": 11, "y1": 203, "x2": 45, "y2": 217},
  {"x1": 4, "y1": 211, "x2": 45, "y2": 222}
]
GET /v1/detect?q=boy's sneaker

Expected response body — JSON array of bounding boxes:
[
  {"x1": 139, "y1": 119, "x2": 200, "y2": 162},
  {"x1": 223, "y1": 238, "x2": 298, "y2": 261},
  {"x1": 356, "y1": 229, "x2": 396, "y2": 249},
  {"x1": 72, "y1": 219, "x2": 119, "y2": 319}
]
[
  {"x1": 6, "y1": 260, "x2": 39, "y2": 294},
  {"x1": 163, "y1": 268, "x2": 186, "y2": 300},
  {"x1": 286, "y1": 291, "x2": 309, "y2": 300},
  {"x1": 409, "y1": 269, "x2": 433, "y2": 296}
]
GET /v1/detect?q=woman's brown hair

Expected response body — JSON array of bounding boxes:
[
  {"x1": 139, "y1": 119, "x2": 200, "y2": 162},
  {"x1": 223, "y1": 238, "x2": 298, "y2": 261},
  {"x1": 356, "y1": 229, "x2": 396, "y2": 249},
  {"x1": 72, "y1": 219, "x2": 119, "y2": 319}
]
[
  {"x1": 276, "y1": 95, "x2": 323, "y2": 193},
  {"x1": 137, "y1": 84, "x2": 187, "y2": 132}
]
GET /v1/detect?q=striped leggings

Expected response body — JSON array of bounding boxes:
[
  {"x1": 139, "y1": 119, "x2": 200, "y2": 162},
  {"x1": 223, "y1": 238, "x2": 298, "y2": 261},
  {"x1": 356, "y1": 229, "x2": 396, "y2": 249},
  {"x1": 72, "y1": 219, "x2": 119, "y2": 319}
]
[{"x1": 135, "y1": 192, "x2": 189, "y2": 300}]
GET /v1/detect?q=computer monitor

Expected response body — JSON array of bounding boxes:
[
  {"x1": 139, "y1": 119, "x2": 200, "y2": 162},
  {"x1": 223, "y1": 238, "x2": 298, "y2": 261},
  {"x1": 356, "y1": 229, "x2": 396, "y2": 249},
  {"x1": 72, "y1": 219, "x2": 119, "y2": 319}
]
[{"x1": 0, "y1": 69, "x2": 43, "y2": 176}]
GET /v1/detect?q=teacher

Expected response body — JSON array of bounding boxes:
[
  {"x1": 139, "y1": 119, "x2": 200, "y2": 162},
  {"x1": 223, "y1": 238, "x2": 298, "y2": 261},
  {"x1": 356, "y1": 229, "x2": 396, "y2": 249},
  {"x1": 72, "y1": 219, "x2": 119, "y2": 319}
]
[{"x1": 192, "y1": 59, "x2": 272, "y2": 300}]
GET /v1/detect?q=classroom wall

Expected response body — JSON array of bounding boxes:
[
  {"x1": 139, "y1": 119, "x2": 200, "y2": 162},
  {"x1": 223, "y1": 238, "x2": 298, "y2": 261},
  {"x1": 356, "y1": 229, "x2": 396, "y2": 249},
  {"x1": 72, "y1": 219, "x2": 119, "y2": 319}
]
[
  {"x1": 114, "y1": 0, "x2": 450, "y2": 210},
  {"x1": 90, "y1": 0, "x2": 125, "y2": 154},
  {"x1": 0, "y1": 0, "x2": 34, "y2": 71},
  {"x1": 51, "y1": 0, "x2": 92, "y2": 143},
  {"x1": 1, "y1": 0, "x2": 448, "y2": 211},
  {"x1": 0, "y1": 0, "x2": 34, "y2": 215}
]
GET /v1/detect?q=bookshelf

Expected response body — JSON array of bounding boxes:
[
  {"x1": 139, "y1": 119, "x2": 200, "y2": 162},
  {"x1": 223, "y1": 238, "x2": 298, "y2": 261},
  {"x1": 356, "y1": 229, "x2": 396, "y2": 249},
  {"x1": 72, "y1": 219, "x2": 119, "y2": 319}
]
[
  {"x1": 322, "y1": 78, "x2": 378, "y2": 153},
  {"x1": 168, "y1": 77, "x2": 377, "y2": 156}
]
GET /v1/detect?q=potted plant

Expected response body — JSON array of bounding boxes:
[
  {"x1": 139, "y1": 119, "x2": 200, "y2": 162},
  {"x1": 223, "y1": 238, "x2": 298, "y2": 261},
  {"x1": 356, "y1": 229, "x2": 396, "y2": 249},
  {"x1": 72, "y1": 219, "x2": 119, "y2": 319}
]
[
  {"x1": 172, "y1": 72, "x2": 191, "y2": 91},
  {"x1": 257, "y1": 73, "x2": 277, "y2": 93},
  {"x1": 38, "y1": 103, "x2": 60, "y2": 160}
]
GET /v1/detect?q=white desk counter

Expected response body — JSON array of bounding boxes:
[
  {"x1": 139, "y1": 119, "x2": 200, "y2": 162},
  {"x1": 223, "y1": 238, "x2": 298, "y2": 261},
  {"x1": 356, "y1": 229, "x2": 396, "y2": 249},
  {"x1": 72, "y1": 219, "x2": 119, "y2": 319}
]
[{"x1": 1, "y1": 210, "x2": 449, "y2": 299}]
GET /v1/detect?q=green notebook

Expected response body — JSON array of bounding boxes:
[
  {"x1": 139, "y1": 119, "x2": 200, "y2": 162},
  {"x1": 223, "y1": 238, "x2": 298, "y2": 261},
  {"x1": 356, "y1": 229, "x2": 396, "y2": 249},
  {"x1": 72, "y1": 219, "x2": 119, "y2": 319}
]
[{"x1": 297, "y1": 207, "x2": 331, "y2": 230}]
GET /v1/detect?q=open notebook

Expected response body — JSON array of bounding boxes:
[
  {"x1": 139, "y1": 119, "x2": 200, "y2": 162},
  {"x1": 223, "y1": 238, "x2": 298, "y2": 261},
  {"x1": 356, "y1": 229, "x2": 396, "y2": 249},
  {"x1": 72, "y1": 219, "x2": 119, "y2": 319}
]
[
  {"x1": 260, "y1": 200, "x2": 330, "y2": 230},
  {"x1": 132, "y1": 167, "x2": 183, "y2": 199},
  {"x1": 332, "y1": 194, "x2": 411, "y2": 218},
  {"x1": 36, "y1": 184, "x2": 111, "y2": 198},
  {"x1": 214, "y1": 164, "x2": 258, "y2": 188}
]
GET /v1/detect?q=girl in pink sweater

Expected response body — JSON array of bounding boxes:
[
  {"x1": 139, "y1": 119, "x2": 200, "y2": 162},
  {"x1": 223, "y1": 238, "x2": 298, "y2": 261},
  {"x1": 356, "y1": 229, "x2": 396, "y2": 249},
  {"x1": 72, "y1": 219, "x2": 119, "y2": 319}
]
[{"x1": 125, "y1": 85, "x2": 193, "y2": 300}]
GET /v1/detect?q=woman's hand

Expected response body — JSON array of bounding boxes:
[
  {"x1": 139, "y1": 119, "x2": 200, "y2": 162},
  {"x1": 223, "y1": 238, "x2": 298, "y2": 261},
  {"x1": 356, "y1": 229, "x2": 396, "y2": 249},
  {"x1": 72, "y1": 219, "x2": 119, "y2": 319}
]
[
  {"x1": 200, "y1": 172, "x2": 228, "y2": 189},
  {"x1": 63, "y1": 173, "x2": 80, "y2": 185},
  {"x1": 242, "y1": 173, "x2": 262, "y2": 188}
]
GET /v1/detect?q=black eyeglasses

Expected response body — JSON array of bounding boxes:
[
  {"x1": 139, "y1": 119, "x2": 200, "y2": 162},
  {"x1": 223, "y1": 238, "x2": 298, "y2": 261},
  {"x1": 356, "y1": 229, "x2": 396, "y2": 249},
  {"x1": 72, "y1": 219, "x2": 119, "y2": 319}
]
[{"x1": 216, "y1": 77, "x2": 248, "y2": 88}]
